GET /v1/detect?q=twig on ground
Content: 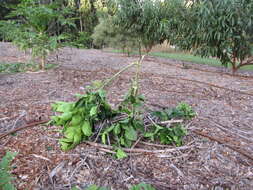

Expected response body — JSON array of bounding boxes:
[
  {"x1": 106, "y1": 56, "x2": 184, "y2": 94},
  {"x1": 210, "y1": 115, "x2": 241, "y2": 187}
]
[
  {"x1": 32, "y1": 154, "x2": 52, "y2": 162},
  {"x1": 85, "y1": 141, "x2": 194, "y2": 154},
  {"x1": 0, "y1": 120, "x2": 50, "y2": 140},
  {"x1": 193, "y1": 130, "x2": 253, "y2": 161}
]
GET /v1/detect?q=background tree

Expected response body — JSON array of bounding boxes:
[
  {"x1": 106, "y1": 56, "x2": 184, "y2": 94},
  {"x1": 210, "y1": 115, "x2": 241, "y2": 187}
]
[
  {"x1": 92, "y1": 16, "x2": 139, "y2": 56},
  {"x1": 114, "y1": 0, "x2": 167, "y2": 55},
  {"x1": 0, "y1": 0, "x2": 75, "y2": 69},
  {"x1": 169, "y1": 0, "x2": 253, "y2": 73}
]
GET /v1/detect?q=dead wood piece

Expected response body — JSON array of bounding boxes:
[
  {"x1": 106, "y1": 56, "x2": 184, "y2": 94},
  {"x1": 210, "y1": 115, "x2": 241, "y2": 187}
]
[
  {"x1": 0, "y1": 120, "x2": 50, "y2": 140},
  {"x1": 193, "y1": 130, "x2": 253, "y2": 162},
  {"x1": 164, "y1": 76, "x2": 253, "y2": 97},
  {"x1": 85, "y1": 141, "x2": 194, "y2": 154}
]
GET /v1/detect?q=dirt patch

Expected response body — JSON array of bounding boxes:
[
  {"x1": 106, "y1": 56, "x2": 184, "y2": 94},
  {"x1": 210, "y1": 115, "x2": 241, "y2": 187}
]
[{"x1": 0, "y1": 43, "x2": 253, "y2": 190}]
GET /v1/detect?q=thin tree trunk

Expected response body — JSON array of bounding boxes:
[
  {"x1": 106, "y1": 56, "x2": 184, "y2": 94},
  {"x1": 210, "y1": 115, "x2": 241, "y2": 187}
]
[
  {"x1": 79, "y1": 15, "x2": 83, "y2": 32},
  {"x1": 40, "y1": 55, "x2": 46, "y2": 70},
  {"x1": 138, "y1": 41, "x2": 142, "y2": 59},
  {"x1": 231, "y1": 53, "x2": 237, "y2": 74}
]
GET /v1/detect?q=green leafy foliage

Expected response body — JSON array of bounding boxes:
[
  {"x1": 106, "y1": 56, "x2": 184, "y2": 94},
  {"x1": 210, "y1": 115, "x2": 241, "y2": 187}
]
[
  {"x1": 92, "y1": 16, "x2": 140, "y2": 54},
  {"x1": 84, "y1": 185, "x2": 108, "y2": 190},
  {"x1": 152, "y1": 102, "x2": 196, "y2": 121},
  {"x1": 166, "y1": 0, "x2": 253, "y2": 72},
  {"x1": 145, "y1": 102, "x2": 196, "y2": 146},
  {"x1": 112, "y1": 0, "x2": 168, "y2": 54},
  {"x1": 51, "y1": 61, "x2": 195, "y2": 157},
  {"x1": 0, "y1": 62, "x2": 56, "y2": 73},
  {"x1": 130, "y1": 183, "x2": 156, "y2": 190},
  {"x1": 68, "y1": 31, "x2": 93, "y2": 49},
  {"x1": 52, "y1": 84, "x2": 194, "y2": 152},
  {"x1": 0, "y1": 152, "x2": 17, "y2": 190},
  {"x1": 0, "y1": 0, "x2": 75, "y2": 69},
  {"x1": 115, "y1": 148, "x2": 128, "y2": 159},
  {"x1": 51, "y1": 89, "x2": 115, "y2": 151}
]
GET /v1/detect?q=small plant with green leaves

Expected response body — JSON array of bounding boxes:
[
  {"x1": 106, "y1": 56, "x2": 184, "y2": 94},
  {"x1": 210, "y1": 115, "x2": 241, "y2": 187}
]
[{"x1": 0, "y1": 152, "x2": 17, "y2": 190}]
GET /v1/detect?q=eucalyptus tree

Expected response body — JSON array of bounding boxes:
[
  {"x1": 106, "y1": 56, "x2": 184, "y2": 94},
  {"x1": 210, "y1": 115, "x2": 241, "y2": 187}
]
[
  {"x1": 114, "y1": 0, "x2": 167, "y2": 55},
  {"x1": 169, "y1": 0, "x2": 253, "y2": 73}
]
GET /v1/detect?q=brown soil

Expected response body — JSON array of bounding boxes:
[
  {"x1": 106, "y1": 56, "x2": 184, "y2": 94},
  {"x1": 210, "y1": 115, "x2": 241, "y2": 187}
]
[{"x1": 0, "y1": 43, "x2": 253, "y2": 190}]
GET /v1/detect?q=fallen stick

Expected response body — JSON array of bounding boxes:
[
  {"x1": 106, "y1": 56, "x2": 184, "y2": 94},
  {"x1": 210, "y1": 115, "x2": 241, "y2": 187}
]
[
  {"x1": 86, "y1": 141, "x2": 193, "y2": 154},
  {"x1": 164, "y1": 76, "x2": 253, "y2": 97},
  {"x1": 193, "y1": 130, "x2": 253, "y2": 162},
  {"x1": 0, "y1": 120, "x2": 50, "y2": 140}
]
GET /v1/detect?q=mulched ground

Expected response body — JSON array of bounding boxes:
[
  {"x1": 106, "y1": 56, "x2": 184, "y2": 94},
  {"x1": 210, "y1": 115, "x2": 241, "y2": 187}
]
[{"x1": 0, "y1": 42, "x2": 253, "y2": 190}]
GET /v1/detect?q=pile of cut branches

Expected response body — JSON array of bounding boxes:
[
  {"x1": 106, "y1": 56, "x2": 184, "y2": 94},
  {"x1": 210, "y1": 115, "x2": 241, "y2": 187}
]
[{"x1": 51, "y1": 58, "x2": 196, "y2": 158}]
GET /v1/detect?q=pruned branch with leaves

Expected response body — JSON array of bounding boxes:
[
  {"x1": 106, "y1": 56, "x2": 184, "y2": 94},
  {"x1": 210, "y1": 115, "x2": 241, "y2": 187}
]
[{"x1": 51, "y1": 57, "x2": 196, "y2": 159}]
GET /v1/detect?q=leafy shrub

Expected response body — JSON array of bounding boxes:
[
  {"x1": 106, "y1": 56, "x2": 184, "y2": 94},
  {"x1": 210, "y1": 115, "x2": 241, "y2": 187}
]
[
  {"x1": 0, "y1": 62, "x2": 56, "y2": 73},
  {"x1": 167, "y1": 0, "x2": 253, "y2": 72},
  {"x1": 0, "y1": 152, "x2": 17, "y2": 190},
  {"x1": 0, "y1": 0, "x2": 75, "y2": 69},
  {"x1": 69, "y1": 31, "x2": 93, "y2": 49}
]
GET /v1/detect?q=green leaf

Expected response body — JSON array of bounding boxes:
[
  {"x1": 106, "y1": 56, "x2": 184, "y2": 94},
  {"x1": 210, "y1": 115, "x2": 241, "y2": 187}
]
[
  {"x1": 73, "y1": 133, "x2": 82, "y2": 144},
  {"x1": 85, "y1": 185, "x2": 99, "y2": 190},
  {"x1": 71, "y1": 186, "x2": 79, "y2": 190},
  {"x1": 64, "y1": 127, "x2": 76, "y2": 140},
  {"x1": 60, "y1": 141, "x2": 71, "y2": 151},
  {"x1": 116, "y1": 149, "x2": 128, "y2": 159},
  {"x1": 90, "y1": 106, "x2": 98, "y2": 117},
  {"x1": 125, "y1": 126, "x2": 137, "y2": 141},
  {"x1": 130, "y1": 183, "x2": 156, "y2": 190},
  {"x1": 60, "y1": 112, "x2": 72, "y2": 121},
  {"x1": 54, "y1": 102, "x2": 74, "y2": 113},
  {"x1": 81, "y1": 121, "x2": 92, "y2": 137},
  {"x1": 102, "y1": 133, "x2": 107, "y2": 144},
  {"x1": 71, "y1": 115, "x2": 82, "y2": 125},
  {"x1": 113, "y1": 123, "x2": 121, "y2": 135},
  {"x1": 98, "y1": 90, "x2": 106, "y2": 98},
  {"x1": 85, "y1": 185, "x2": 108, "y2": 190}
]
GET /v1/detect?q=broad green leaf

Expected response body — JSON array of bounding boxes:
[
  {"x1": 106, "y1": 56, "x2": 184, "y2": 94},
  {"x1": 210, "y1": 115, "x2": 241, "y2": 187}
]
[
  {"x1": 90, "y1": 106, "x2": 98, "y2": 117},
  {"x1": 113, "y1": 124, "x2": 121, "y2": 135},
  {"x1": 102, "y1": 133, "x2": 107, "y2": 144},
  {"x1": 81, "y1": 121, "x2": 92, "y2": 137},
  {"x1": 71, "y1": 115, "x2": 82, "y2": 125},
  {"x1": 116, "y1": 149, "x2": 128, "y2": 159},
  {"x1": 60, "y1": 112, "x2": 72, "y2": 121},
  {"x1": 125, "y1": 126, "x2": 137, "y2": 141},
  {"x1": 60, "y1": 141, "x2": 71, "y2": 151},
  {"x1": 73, "y1": 133, "x2": 82, "y2": 144},
  {"x1": 54, "y1": 102, "x2": 73, "y2": 113},
  {"x1": 64, "y1": 127, "x2": 76, "y2": 140}
]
